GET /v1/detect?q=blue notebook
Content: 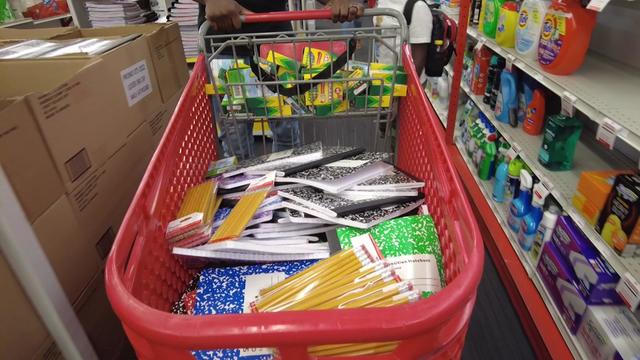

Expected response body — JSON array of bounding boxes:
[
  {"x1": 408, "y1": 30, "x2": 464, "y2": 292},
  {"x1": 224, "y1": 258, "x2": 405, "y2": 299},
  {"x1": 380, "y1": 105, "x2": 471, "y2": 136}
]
[{"x1": 193, "y1": 260, "x2": 317, "y2": 360}]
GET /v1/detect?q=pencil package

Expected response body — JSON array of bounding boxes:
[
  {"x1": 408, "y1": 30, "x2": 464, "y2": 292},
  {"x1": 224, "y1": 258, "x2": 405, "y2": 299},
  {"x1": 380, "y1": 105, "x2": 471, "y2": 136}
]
[{"x1": 166, "y1": 180, "x2": 220, "y2": 247}]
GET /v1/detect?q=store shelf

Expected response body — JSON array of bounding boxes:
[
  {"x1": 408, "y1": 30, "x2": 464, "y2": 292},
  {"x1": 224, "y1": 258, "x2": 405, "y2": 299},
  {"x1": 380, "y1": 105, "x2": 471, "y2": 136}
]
[
  {"x1": 454, "y1": 141, "x2": 590, "y2": 360},
  {"x1": 467, "y1": 26, "x2": 640, "y2": 153},
  {"x1": 32, "y1": 14, "x2": 71, "y2": 25},
  {"x1": 425, "y1": 89, "x2": 448, "y2": 127},
  {"x1": 0, "y1": 18, "x2": 32, "y2": 28},
  {"x1": 460, "y1": 81, "x2": 640, "y2": 303}
]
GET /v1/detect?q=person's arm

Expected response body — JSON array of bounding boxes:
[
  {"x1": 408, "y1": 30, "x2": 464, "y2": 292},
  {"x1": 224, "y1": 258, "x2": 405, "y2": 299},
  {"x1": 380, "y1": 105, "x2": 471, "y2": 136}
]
[
  {"x1": 195, "y1": 0, "x2": 253, "y2": 33},
  {"x1": 317, "y1": 0, "x2": 364, "y2": 22},
  {"x1": 411, "y1": 43, "x2": 428, "y2": 77}
]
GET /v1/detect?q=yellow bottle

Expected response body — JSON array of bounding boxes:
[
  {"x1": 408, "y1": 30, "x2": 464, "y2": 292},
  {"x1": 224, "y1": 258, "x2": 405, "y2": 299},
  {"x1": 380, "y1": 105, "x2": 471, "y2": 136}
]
[
  {"x1": 495, "y1": 2, "x2": 519, "y2": 48},
  {"x1": 478, "y1": 0, "x2": 487, "y2": 29}
]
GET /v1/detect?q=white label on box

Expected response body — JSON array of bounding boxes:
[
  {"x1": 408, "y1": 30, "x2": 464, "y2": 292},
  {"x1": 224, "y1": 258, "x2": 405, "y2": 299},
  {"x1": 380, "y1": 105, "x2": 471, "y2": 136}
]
[
  {"x1": 596, "y1": 118, "x2": 625, "y2": 150},
  {"x1": 586, "y1": 0, "x2": 611, "y2": 12},
  {"x1": 326, "y1": 159, "x2": 369, "y2": 168},
  {"x1": 387, "y1": 254, "x2": 442, "y2": 294},
  {"x1": 617, "y1": 272, "x2": 640, "y2": 312},
  {"x1": 240, "y1": 272, "x2": 286, "y2": 357},
  {"x1": 120, "y1": 60, "x2": 152, "y2": 107}
]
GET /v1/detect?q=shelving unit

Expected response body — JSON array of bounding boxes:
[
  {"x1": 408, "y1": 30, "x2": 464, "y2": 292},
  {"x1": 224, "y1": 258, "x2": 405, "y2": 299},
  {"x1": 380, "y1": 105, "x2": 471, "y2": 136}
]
[{"x1": 454, "y1": 141, "x2": 590, "y2": 360}]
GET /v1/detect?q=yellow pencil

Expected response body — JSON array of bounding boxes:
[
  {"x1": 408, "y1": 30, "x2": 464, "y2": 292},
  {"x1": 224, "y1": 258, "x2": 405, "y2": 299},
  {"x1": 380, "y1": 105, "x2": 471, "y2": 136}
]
[{"x1": 310, "y1": 342, "x2": 398, "y2": 357}]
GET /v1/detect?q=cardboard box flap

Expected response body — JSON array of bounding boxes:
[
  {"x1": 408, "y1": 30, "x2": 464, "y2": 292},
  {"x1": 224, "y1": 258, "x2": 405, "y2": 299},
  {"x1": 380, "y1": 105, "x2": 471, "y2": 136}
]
[{"x1": 0, "y1": 27, "x2": 77, "y2": 41}]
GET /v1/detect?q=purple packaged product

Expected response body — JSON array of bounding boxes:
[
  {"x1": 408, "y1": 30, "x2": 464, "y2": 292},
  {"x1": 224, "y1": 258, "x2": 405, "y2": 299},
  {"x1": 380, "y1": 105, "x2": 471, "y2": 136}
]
[
  {"x1": 537, "y1": 241, "x2": 588, "y2": 334},
  {"x1": 551, "y1": 216, "x2": 622, "y2": 305}
]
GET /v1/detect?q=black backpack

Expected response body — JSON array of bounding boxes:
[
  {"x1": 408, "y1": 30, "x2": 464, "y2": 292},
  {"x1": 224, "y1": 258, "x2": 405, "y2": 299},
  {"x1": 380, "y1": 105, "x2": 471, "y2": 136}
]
[{"x1": 403, "y1": 0, "x2": 458, "y2": 77}]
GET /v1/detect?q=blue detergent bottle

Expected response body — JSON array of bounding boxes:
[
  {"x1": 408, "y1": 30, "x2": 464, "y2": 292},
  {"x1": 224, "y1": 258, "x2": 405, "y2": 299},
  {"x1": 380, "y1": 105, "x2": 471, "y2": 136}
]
[
  {"x1": 518, "y1": 74, "x2": 536, "y2": 123},
  {"x1": 508, "y1": 169, "x2": 533, "y2": 232},
  {"x1": 494, "y1": 68, "x2": 519, "y2": 126},
  {"x1": 517, "y1": 182, "x2": 548, "y2": 251}
]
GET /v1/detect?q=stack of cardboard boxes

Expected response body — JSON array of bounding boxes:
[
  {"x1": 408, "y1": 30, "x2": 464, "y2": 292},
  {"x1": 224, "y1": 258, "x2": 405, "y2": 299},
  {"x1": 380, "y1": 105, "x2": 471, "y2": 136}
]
[{"x1": 0, "y1": 23, "x2": 188, "y2": 358}]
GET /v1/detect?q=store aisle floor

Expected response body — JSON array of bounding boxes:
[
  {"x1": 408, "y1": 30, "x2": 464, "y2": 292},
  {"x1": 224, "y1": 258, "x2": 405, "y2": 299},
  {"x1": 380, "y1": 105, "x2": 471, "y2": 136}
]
[{"x1": 462, "y1": 249, "x2": 536, "y2": 360}]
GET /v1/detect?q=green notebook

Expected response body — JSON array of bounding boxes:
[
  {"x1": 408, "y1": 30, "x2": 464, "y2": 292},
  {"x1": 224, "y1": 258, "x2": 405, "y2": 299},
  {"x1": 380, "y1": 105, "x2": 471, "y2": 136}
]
[{"x1": 337, "y1": 215, "x2": 445, "y2": 298}]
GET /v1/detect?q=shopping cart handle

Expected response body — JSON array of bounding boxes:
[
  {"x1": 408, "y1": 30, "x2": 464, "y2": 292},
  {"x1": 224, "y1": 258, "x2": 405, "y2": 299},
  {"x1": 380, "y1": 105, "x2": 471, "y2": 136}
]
[{"x1": 240, "y1": 9, "x2": 334, "y2": 23}]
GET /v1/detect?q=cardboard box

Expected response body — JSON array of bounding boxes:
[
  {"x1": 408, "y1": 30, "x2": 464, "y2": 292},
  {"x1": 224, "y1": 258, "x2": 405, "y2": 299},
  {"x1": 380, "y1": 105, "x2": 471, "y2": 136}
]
[
  {"x1": 552, "y1": 216, "x2": 622, "y2": 304},
  {"x1": 0, "y1": 98, "x2": 63, "y2": 222},
  {"x1": 572, "y1": 170, "x2": 632, "y2": 226},
  {"x1": 0, "y1": 35, "x2": 163, "y2": 192},
  {"x1": 537, "y1": 241, "x2": 588, "y2": 334},
  {"x1": 63, "y1": 23, "x2": 188, "y2": 103},
  {"x1": 0, "y1": 26, "x2": 75, "y2": 41},
  {"x1": 577, "y1": 305, "x2": 640, "y2": 360}
]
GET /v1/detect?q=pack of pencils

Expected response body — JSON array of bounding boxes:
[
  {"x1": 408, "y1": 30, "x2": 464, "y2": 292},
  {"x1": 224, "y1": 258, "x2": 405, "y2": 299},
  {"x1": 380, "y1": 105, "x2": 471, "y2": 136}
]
[
  {"x1": 165, "y1": 179, "x2": 219, "y2": 248},
  {"x1": 250, "y1": 235, "x2": 419, "y2": 356}
]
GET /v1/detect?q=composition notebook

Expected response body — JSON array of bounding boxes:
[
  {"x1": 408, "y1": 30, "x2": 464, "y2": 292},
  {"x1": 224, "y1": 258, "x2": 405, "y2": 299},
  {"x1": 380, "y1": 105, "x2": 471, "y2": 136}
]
[
  {"x1": 278, "y1": 186, "x2": 424, "y2": 218},
  {"x1": 223, "y1": 142, "x2": 323, "y2": 178},
  {"x1": 350, "y1": 169, "x2": 425, "y2": 191},
  {"x1": 277, "y1": 152, "x2": 393, "y2": 193},
  {"x1": 247, "y1": 146, "x2": 365, "y2": 177},
  {"x1": 193, "y1": 260, "x2": 317, "y2": 360},
  {"x1": 336, "y1": 215, "x2": 445, "y2": 298}
]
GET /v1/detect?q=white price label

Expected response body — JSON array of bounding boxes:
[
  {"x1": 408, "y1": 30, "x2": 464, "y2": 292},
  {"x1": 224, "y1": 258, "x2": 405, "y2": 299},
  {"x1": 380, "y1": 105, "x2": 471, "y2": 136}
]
[
  {"x1": 561, "y1": 91, "x2": 577, "y2": 117},
  {"x1": 506, "y1": 148, "x2": 518, "y2": 160},
  {"x1": 539, "y1": 175, "x2": 554, "y2": 192},
  {"x1": 532, "y1": 71, "x2": 544, "y2": 82},
  {"x1": 505, "y1": 54, "x2": 516, "y2": 72},
  {"x1": 511, "y1": 142, "x2": 522, "y2": 154},
  {"x1": 586, "y1": 0, "x2": 611, "y2": 12},
  {"x1": 616, "y1": 272, "x2": 640, "y2": 312},
  {"x1": 596, "y1": 118, "x2": 625, "y2": 150},
  {"x1": 475, "y1": 38, "x2": 487, "y2": 51}
]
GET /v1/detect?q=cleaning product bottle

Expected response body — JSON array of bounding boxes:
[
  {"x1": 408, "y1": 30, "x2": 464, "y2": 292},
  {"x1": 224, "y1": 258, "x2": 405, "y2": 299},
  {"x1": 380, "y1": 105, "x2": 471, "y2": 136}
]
[
  {"x1": 538, "y1": 114, "x2": 583, "y2": 171},
  {"x1": 483, "y1": 0, "x2": 506, "y2": 39},
  {"x1": 496, "y1": 2, "x2": 519, "y2": 48},
  {"x1": 537, "y1": 0, "x2": 597, "y2": 75},
  {"x1": 508, "y1": 169, "x2": 533, "y2": 232},
  {"x1": 523, "y1": 89, "x2": 546, "y2": 135},
  {"x1": 437, "y1": 76, "x2": 450, "y2": 107},
  {"x1": 489, "y1": 57, "x2": 506, "y2": 110},
  {"x1": 531, "y1": 204, "x2": 560, "y2": 263},
  {"x1": 471, "y1": 46, "x2": 492, "y2": 95},
  {"x1": 507, "y1": 156, "x2": 524, "y2": 199},
  {"x1": 471, "y1": 0, "x2": 484, "y2": 25},
  {"x1": 518, "y1": 182, "x2": 550, "y2": 251},
  {"x1": 479, "y1": 140, "x2": 497, "y2": 180},
  {"x1": 518, "y1": 74, "x2": 536, "y2": 123},
  {"x1": 494, "y1": 68, "x2": 518, "y2": 126},
  {"x1": 493, "y1": 149, "x2": 510, "y2": 202},
  {"x1": 483, "y1": 55, "x2": 501, "y2": 105},
  {"x1": 478, "y1": 0, "x2": 487, "y2": 29},
  {"x1": 516, "y1": 0, "x2": 549, "y2": 59}
]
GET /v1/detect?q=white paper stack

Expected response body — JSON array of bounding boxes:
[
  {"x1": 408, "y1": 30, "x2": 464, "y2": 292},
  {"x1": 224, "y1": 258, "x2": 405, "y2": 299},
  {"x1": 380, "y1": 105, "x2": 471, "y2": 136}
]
[
  {"x1": 86, "y1": 0, "x2": 149, "y2": 28},
  {"x1": 167, "y1": 0, "x2": 199, "y2": 58}
]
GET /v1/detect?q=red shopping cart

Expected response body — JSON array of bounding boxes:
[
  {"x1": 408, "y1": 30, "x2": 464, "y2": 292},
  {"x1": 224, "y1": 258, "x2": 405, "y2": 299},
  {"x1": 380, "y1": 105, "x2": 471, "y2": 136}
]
[{"x1": 106, "y1": 8, "x2": 483, "y2": 359}]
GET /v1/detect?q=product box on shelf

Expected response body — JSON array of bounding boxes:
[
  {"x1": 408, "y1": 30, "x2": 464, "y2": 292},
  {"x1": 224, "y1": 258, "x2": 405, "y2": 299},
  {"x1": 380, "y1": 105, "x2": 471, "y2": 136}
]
[
  {"x1": 551, "y1": 216, "x2": 622, "y2": 305},
  {"x1": 572, "y1": 170, "x2": 633, "y2": 226},
  {"x1": 577, "y1": 305, "x2": 640, "y2": 360},
  {"x1": 537, "y1": 241, "x2": 588, "y2": 333},
  {"x1": 0, "y1": 35, "x2": 163, "y2": 193},
  {"x1": 596, "y1": 174, "x2": 640, "y2": 258}
]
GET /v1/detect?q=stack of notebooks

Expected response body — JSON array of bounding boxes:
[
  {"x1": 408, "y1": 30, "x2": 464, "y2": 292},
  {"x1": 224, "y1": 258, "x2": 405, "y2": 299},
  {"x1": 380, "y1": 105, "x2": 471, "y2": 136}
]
[
  {"x1": 85, "y1": 0, "x2": 157, "y2": 28},
  {"x1": 167, "y1": 0, "x2": 199, "y2": 58},
  {"x1": 169, "y1": 142, "x2": 426, "y2": 264}
]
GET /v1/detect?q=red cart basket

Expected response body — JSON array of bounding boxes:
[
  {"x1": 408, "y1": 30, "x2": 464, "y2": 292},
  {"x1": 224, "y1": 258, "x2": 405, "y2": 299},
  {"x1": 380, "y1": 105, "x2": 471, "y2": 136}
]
[{"x1": 106, "y1": 9, "x2": 484, "y2": 359}]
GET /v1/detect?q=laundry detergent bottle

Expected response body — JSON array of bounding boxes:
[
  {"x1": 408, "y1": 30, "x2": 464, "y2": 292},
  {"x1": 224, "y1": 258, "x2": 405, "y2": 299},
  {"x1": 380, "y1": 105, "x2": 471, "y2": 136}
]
[
  {"x1": 496, "y1": 2, "x2": 519, "y2": 48},
  {"x1": 483, "y1": 0, "x2": 506, "y2": 39},
  {"x1": 508, "y1": 169, "x2": 533, "y2": 232},
  {"x1": 516, "y1": 0, "x2": 549, "y2": 59},
  {"x1": 537, "y1": 0, "x2": 597, "y2": 75},
  {"x1": 523, "y1": 88, "x2": 546, "y2": 135},
  {"x1": 517, "y1": 74, "x2": 536, "y2": 123},
  {"x1": 494, "y1": 68, "x2": 518, "y2": 126}
]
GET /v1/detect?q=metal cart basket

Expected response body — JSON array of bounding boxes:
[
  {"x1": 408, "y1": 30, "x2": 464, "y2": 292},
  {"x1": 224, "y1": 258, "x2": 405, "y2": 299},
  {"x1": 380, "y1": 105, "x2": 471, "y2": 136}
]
[{"x1": 106, "y1": 8, "x2": 484, "y2": 359}]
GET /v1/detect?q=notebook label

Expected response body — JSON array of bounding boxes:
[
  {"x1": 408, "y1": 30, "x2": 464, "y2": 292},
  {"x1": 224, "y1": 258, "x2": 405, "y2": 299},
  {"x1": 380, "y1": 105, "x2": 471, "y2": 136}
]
[
  {"x1": 240, "y1": 272, "x2": 286, "y2": 356},
  {"x1": 326, "y1": 159, "x2": 368, "y2": 168},
  {"x1": 267, "y1": 149, "x2": 293, "y2": 161},
  {"x1": 387, "y1": 254, "x2": 442, "y2": 294},
  {"x1": 120, "y1": 60, "x2": 152, "y2": 107}
]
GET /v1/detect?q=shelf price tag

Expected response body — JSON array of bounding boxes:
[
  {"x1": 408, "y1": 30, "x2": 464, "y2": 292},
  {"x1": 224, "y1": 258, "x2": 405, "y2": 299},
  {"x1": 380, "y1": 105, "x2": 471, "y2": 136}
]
[
  {"x1": 596, "y1": 118, "x2": 626, "y2": 150},
  {"x1": 568, "y1": 208, "x2": 587, "y2": 229},
  {"x1": 510, "y1": 142, "x2": 522, "y2": 155},
  {"x1": 475, "y1": 38, "x2": 487, "y2": 51},
  {"x1": 505, "y1": 54, "x2": 516, "y2": 72},
  {"x1": 561, "y1": 91, "x2": 578, "y2": 117},
  {"x1": 586, "y1": 0, "x2": 611, "y2": 12},
  {"x1": 617, "y1": 273, "x2": 640, "y2": 312},
  {"x1": 538, "y1": 174, "x2": 554, "y2": 192}
]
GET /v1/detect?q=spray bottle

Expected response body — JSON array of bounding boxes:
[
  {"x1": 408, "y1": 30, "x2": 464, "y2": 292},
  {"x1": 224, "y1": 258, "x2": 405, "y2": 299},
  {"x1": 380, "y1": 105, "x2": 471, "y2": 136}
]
[
  {"x1": 531, "y1": 204, "x2": 560, "y2": 264},
  {"x1": 508, "y1": 169, "x2": 533, "y2": 232},
  {"x1": 518, "y1": 182, "x2": 550, "y2": 251}
]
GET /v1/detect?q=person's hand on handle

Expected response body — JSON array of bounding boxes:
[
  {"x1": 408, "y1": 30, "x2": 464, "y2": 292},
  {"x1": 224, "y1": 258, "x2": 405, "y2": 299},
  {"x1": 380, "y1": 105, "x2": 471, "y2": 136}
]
[
  {"x1": 204, "y1": 0, "x2": 254, "y2": 33},
  {"x1": 323, "y1": 0, "x2": 365, "y2": 23}
]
